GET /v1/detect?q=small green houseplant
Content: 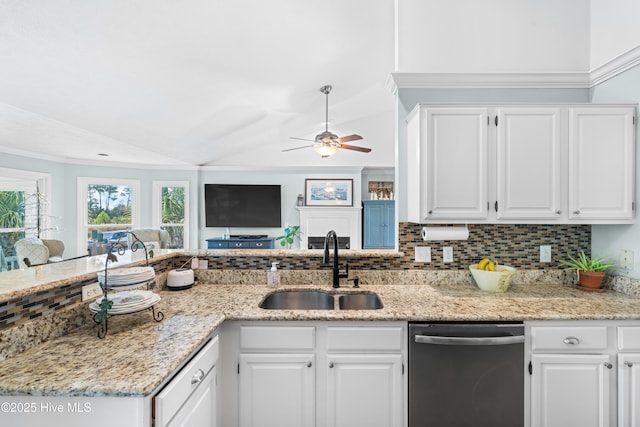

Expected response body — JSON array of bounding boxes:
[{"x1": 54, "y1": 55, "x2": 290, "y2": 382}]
[
  {"x1": 276, "y1": 225, "x2": 302, "y2": 249},
  {"x1": 558, "y1": 251, "x2": 616, "y2": 289}
]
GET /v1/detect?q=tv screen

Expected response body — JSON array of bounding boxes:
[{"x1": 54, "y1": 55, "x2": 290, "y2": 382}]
[{"x1": 205, "y1": 184, "x2": 282, "y2": 228}]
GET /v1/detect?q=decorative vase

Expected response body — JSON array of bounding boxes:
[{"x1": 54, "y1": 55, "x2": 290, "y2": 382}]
[{"x1": 578, "y1": 270, "x2": 606, "y2": 289}]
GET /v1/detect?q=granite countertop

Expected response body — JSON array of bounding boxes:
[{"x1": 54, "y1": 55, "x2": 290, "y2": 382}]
[{"x1": 1, "y1": 278, "x2": 640, "y2": 398}]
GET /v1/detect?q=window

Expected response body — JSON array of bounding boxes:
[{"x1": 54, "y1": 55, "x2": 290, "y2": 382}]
[
  {"x1": 152, "y1": 181, "x2": 189, "y2": 249},
  {"x1": 0, "y1": 168, "x2": 50, "y2": 270},
  {"x1": 77, "y1": 177, "x2": 140, "y2": 256}
]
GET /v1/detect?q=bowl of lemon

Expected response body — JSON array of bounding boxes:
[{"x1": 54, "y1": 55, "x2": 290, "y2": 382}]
[{"x1": 469, "y1": 258, "x2": 516, "y2": 292}]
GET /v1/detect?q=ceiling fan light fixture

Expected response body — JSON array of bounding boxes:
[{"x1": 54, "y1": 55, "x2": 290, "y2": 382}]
[{"x1": 314, "y1": 143, "x2": 339, "y2": 157}]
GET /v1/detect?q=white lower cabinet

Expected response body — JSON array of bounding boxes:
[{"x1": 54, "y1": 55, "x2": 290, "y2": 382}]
[
  {"x1": 239, "y1": 353, "x2": 315, "y2": 427},
  {"x1": 226, "y1": 321, "x2": 407, "y2": 427},
  {"x1": 527, "y1": 321, "x2": 640, "y2": 427},
  {"x1": 156, "y1": 335, "x2": 219, "y2": 427},
  {"x1": 166, "y1": 364, "x2": 217, "y2": 427},
  {"x1": 530, "y1": 353, "x2": 612, "y2": 427},
  {"x1": 618, "y1": 353, "x2": 640, "y2": 427},
  {"x1": 326, "y1": 354, "x2": 403, "y2": 427},
  {"x1": 618, "y1": 326, "x2": 640, "y2": 427}
]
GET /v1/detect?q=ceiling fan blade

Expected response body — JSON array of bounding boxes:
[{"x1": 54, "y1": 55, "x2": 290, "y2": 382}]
[
  {"x1": 336, "y1": 134, "x2": 363, "y2": 143},
  {"x1": 290, "y1": 136, "x2": 315, "y2": 142},
  {"x1": 340, "y1": 143, "x2": 372, "y2": 153},
  {"x1": 282, "y1": 145, "x2": 314, "y2": 152}
]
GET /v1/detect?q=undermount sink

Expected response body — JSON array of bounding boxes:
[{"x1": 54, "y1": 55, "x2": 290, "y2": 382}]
[
  {"x1": 259, "y1": 290, "x2": 335, "y2": 310},
  {"x1": 259, "y1": 290, "x2": 383, "y2": 310},
  {"x1": 338, "y1": 293, "x2": 383, "y2": 310}
]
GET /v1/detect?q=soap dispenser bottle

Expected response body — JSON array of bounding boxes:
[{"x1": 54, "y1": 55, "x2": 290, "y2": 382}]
[{"x1": 267, "y1": 262, "x2": 280, "y2": 287}]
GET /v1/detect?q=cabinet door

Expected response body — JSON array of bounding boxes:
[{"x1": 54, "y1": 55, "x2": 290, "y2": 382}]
[
  {"x1": 363, "y1": 203, "x2": 386, "y2": 248},
  {"x1": 326, "y1": 354, "x2": 403, "y2": 427},
  {"x1": 569, "y1": 108, "x2": 635, "y2": 221},
  {"x1": 382, "y1": 203, "x2": 395, "y2": 248},
  {"x1": 531, "y1": 353, "x2": 612, "y2": 427},
  {"x1": 168, "y1": 366, "x2": 217, "y2": 427},
  {"x1": 363, "y1": 202, "x2": 395, "y2": 249},
  {"x1": 496, "y1": 108, "x2": 563, "y2": 219},
  {"x1": 239, "y1": 353, "x2": 315, "y2": 427},
  {"x1": 421, "y1": 108, "x2": 489, "y2": 220},
  {"x1": 618, "y1": 353, "x2": 640, "y2": 427}
]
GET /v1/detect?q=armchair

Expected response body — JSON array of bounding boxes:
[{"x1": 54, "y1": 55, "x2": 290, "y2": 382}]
[
  {"x1": 14, "y1": 238, "x2": 65, "y2": 268},
  {"x1": 128, "y1": 229, "x2": 170, "y2": 249}
]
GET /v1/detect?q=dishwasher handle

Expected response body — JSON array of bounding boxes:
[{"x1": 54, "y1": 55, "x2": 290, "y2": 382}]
[{"x1": 415, "y1": 334, "x2": 525, "y2": 346}]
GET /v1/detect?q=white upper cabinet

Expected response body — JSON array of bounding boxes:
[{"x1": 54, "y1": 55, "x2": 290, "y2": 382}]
[
  {"x1": 407, "y1": 104, "x2": 636, "y2": 224},
  {"x1": 407, "y1": 107, "x2": 488, "y2": 222},
  {"x1": 496, "y1": 108, "x2": 563, "y2": 220},
  {"x1": 569, "y1": 108, "x2": 635, "y2": 222}
]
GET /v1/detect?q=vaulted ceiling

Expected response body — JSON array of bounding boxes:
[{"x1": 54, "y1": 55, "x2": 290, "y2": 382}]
[{"x1": 0, "y1": 0, "x2": 396, "y2": 167}]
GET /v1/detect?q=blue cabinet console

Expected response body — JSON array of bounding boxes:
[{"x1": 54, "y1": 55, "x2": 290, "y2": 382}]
[
  {"x1": 206, "y1": 236, "x2": 275, "y2": 249},
  {"x1": 362, "y1": 200, "x2": 395, "y2": 249}
]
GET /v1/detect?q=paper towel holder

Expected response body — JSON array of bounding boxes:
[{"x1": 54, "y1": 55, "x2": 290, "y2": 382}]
[{"x1": 421, "y1": 225, "x2": 470, "y2": 241}]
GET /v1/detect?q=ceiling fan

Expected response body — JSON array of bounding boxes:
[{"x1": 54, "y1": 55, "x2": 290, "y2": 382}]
[{"x1": 283, "y1": 85, "x2": 371, "y2": 158}]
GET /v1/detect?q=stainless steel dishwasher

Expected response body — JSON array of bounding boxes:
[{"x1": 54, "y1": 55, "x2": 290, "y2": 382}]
[{"x1": 409, "y1": 322, "x2": 525, "y2": 427}]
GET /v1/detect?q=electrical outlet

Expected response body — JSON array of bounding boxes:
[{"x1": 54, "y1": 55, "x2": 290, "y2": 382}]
[
  {"x1": 620, "y1": 249, "x2": 634, "y2": 270},
  {"x1": 443, "y1": 246, "x2": 453, "y2": 263},
  {"x1": 540, "y1": 245, "x2": 551, "y2": 263},
  {"x1": 82, "y1": 283, "x2": 102, "y2": 301},
  {"x1": 415, "y1": 246, "x2": 431, "y2": 263}
]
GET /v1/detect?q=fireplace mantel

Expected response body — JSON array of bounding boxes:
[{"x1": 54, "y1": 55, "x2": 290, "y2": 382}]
[{"x1": 297, "y1": 206, "x2": 362, "y2": 250}]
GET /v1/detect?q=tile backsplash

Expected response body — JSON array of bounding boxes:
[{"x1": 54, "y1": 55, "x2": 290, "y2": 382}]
[{"x1": 398, "y1": 222, "x2": 591, "y2": 270}]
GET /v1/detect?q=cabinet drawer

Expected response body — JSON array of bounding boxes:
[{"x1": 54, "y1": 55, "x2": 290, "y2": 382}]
[
  {"x1": 240, "y1": 326, "x2": 315, "y2": 351},
  {"x1": 207, "y1": 240, "x2": 228, "y2": 248},
  {"x1": 228, "y1": 240, "x2": 250, "y2": 248},
  {"x1": 530, "y1": 326, "x2": 608, "y2": 351},
  {"x1": 327, "y1": 326, "x2": 404, "y2": 352},
  {"x1": 155, "y1": 335, "x2": 219, "y2": 427},
  {"x1": 618, "y1": 326, "x2": 640, "y2": 351}
]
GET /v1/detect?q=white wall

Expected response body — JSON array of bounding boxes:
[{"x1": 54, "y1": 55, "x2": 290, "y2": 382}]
[
  {"x1": 396, "y1": 0, "x2": 590, "y2": 73},
  {"x1": 590, "y1": 64, "x2": 640, "y2": 278},
  {"x1": 590, "y1": 0, "x2": 640, "y2": 70}
]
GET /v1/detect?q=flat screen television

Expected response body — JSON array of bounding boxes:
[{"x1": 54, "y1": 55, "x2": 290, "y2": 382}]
[{"x1": 205, "y1": 184, "x2": 282, "y2": 228}]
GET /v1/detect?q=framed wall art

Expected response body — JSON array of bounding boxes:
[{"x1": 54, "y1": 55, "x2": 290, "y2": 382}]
[{"x1": 305, "y1": 179, "x2": 353, "y2": 206}]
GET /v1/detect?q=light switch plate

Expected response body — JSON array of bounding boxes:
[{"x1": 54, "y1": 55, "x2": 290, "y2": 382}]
[
  {"x1": 82, "y1": 283, "x2": 102, "y2": 301},
  {"x1": 620, "y1": 249, "x2": 634, "y2": 270},
  {"x1": 443, "y1": 246, "x2": 453, "y2": 263},
  {"x1": 540, "y1": 245, "x2": 551, "y2": 263},
  {"x1": 415, "y1": 246, "x2": 431, "y2": 263}
]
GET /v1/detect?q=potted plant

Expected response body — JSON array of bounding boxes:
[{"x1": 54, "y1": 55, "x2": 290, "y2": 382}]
[
  {"x1": 276, "y1": 225, "x2": 302, "y2": 249},
  {"x1": 558, "y1": 251, "x2": 616, "y2": 289}
]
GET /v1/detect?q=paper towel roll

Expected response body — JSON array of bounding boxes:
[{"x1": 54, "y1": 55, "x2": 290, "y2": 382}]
[{"x1": 421, "y1": 226, "x2": 469, "y2": 241}]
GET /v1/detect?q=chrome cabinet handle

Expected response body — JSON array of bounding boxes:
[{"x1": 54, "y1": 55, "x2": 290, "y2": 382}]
[
  {"x1": 625, "y1": 361, "x2": 634, "y2": 367},
  {"x1": 307, "y1": 361, "x2": 312, "y2": 368},
  {"x1": 604, "y1": 362, "x2": 613, "y2": 369},
  {"x1": 563, "y1": 336, "x2": 580, "y2": 345},
  {"x1": 573, "y1": 210, "x2": 580, "y2": 215},
  {"x1": 329, "y1": 362, "x2": 335, "y2": 368},
  {"x1": 556, "y1": 210, "x2": 561, "y2": 214},
  {"x1": 191, "y1": 369, "x2": 205, "y2": 384}
]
